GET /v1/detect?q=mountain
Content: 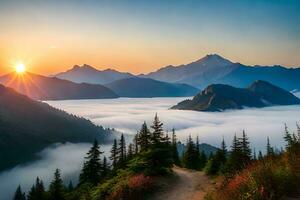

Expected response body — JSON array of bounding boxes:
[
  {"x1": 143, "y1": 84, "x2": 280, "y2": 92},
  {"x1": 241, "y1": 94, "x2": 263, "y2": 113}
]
[
  {"x1": 105, "y1": 77, "x2": 198, "y2": 97},
  {"x1": 142, "y1": 54, "x2": 300, "y2": 91},
  {"x1": 142, "y1": 54, "x2": 237, "y2": 88},
  {"x1": 55, "y1": 64, "x2": 134, "y2": 84},
  {"x1": 0, "y1": 84, "x2": 114, "y2": 171},
  {"x1": 0, "y1": 72, "x2": 118, "y2": 100},
  {"x1": 171, "y1": 80, "x2": 300, "y2": 112}
]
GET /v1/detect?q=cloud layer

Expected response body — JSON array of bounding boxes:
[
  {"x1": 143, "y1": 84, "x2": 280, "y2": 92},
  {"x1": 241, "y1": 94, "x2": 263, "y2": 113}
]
[{"x1": 47, "y1": 98, "x2": 300, "y2": 152}]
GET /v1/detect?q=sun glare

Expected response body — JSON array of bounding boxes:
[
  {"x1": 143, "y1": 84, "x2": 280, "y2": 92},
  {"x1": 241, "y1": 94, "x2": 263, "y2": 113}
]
[{"x1": 15, "y1": 63, "x2": 26, "y2": 74}]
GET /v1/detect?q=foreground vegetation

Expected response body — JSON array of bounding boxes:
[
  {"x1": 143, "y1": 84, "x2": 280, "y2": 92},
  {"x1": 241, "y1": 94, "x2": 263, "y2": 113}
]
[{"x1": 13, "y1": 116, "x2": 300, "y2": 200}]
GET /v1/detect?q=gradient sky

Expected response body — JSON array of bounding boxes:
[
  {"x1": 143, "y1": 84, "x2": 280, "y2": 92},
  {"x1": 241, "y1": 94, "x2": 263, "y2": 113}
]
[{"x1": 0, "y1": 0, "x2": 299, "y2": 75}]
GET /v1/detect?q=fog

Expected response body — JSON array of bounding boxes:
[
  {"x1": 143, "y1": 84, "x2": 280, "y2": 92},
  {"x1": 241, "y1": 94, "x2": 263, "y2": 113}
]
[
  {"x1": 0, "y1": 143, "x2": 111, "y2": 200},
  {"x1": 1, "y1": 97, "x2": 299, "y2": 199},
  {"x1": 47, "y1": 98, "x2": 300, "y2": 151}
]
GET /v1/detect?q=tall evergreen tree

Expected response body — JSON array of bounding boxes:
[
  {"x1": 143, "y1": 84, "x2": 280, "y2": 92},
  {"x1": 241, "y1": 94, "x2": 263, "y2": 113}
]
[
  {"x1": 134, "y1": 133, "x2": 139, "y2": 154},
  {"x1": 182, "y1": 136, "x2": 199, "y2": 169},
  {"x1": 258, "y1": 150, "x2": 263, "y2": 160},
  {"x1": 239, "y1": 130, "x2": 251, "y2": 165},
  {"x1": 127, "y1": 144, "x2": 134, "y2": 158},
  {"x1": 27, "y1": 185, "x2": 36, "y2": 200},
  {"x1": 49, "y1": 169, "x2": 65, "y2": 200},
  {"x1": 151, "y1": 113, "x2": 164, "y2": 144},
  {"x1": 102, "y1": 156, "x2": 109, "y2": 178},
  {"x1": 138, "y1": 122, "x2": 151, "y2": 151},
  {"x1": 110, "y1": 139, "x2": 118, "y2": 169},
  {"x1": 266, "y1": 137, "x2": 274, "y2": 157},
  {"x1": 227, "y1": 134, "x2": 243, "y2": 172},
  {"x1": 13, "y1": 185, "x2": 26, "y2": 200},
  {"x1": 171, "y1": 129, "x2": 180, "y2": 166},
  {"x1": 118, "y1": 134, "x2": 126, "y2": 166},
  {"x1": 27, "y1": 177, "x2": 45, "y2": 200},
  {"x1": 79, "y1": 140, "x2": 103, "y2": 185},
  {"x1": 68, "y1": 181, "x2": 74, "y2": 192}
]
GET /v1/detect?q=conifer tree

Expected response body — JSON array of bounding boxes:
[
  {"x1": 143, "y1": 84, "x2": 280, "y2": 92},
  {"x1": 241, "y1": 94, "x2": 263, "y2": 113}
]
[
  {"x1": 49, "y1": 169, "x2": 65, "y2": 200},
  {"x1": 110, "y1": 139, "x2": 118, "y2": 169},
  {"x1": 253, "y1": 148, "x2": 257, "y2": 160},
  {"x1": 102, "y1": 156, "x2": 109, "y2": 178},
  {"x1": 151, "y1": 113, "x2": 164, "y2": 144},
  {"x1": 13, "y1": 185, "x2": 26, "y2": 200},
  {"x1": 258, "y1": 150, "x2": 263, "y2": 160},
  {"x1": 227, "y1": 134, "x2": 243, "y2": 171},
  {"x1": 27, "y1": 185, "x2": 36, "y2": 200},
  {"x1": 127, "y1": 144, "x2": 134, "y2": 158},
  {"x1": 118, "y1": 134, "x2": 126, "y2": 166},
  {"x1": 240, "y1": 130, "x2": 251, "y2": 164},
  {"x1": 68, "y1": 181, "x2": 74, "y2": 192},
  {"x1": 138, "y1": 122, "x2": 151, "y2": 151},
  {"x1": 134, "y1": 133, "x2": 139, "y2": 154},
  {"x1": 171, "y1": 129, "x2": 180, "y2": 166},
  {"x1": 196, "y1": 136, "x2": 200, "y2": 153},
  {"x1": 199, "y1": 150, "x2": 207, "y2": 169},
  {"x1": 266, "y1": 137, "x2": 274, "y2": 157},
  {"x1": 182, "y1": 136, "x2": 199, "y2": 169},
  {"x1": 79, "y1": 140, "x2": 103, "y2": 185}
]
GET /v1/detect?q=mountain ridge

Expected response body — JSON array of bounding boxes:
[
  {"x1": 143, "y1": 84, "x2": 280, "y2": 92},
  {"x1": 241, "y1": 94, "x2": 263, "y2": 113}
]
[{"x1": 171, "y1": 80, "x2": 300, "y2": 112}]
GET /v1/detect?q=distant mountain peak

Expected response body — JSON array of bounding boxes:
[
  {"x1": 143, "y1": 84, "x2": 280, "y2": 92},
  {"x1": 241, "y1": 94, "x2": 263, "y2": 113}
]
[
  {"x1": 194, "y1": 54, "x2": 233, "y2": 66},
  {"x1": 71, "y1": 64, "x2": 97, "y2": 71}
]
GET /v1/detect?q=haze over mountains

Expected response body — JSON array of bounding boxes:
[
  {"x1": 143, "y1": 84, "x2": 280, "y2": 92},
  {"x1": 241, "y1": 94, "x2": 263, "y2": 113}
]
[
  {"x1": 172, "y1": 80, "x2": 300, "y2": 112},
  {"x1": 142, "y1": 54, "x2": 300, "y2": 91},
  {"x1": 105, "y1": 77, "x2": 198, "y2": 97},
  {"x1": 0, "y1": 72, "x2": 118, "y2": 100},
  {"x1": 0, "y1": 84, "x2": 114, "y2": 171},
  {"x1": 55, "y1": 64, "x2": 134, "y2": 85},
  {"x1": 54, "y1": 54, "x2": 300, "y2": 94}
]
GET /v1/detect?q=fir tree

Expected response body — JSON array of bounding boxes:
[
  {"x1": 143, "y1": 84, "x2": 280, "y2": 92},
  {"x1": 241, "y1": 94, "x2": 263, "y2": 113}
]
[
  {"x1": 227, "y1": 134, "x2": 243, "y2": 172},
  {"x1": 151, "y1": 113, "x2": 164, "y2": 144},
  {"x1": 127, "y1": 144, "x2": 134, "y2": 158},
  {"x1": 182, "y1": 136, "x2": 200, "y2": 169},
  {"x1": 68, "y1": 181, "x2": 74, "y2": 192},
  {"x1": 27, "y1": 185, "x2": 36, "y2": 200},
  {"x1": 199, "y1": 150, "x2": 207, "y2": 169},
  {"x1": 13, "y1": 185, "x2": 26, "y2": 200},
  {"x1": 171, "y1": 129, "x2": 180, "y2": 166},
  {"x1": 134, "y1": 133, "x2": 139, "y2": 154},
  {"x1": 138, "y1": 122, "x2": 151, "y2": 151},
  {"x1": 102, "y1": 156, "x2": 109, "y2": 178},
  {"x1": 266, "y1": 137, "x2": 274, "y2": 157},
  {"x1": 79, "y1": 140, "x2": 103, "y2": 185},
  {"x1": 240, "y1": 130, "x2": 251, "y2": 165},
  {"x1": 49, "y1": 169, "x2": 65, "y2": 200},
  {"x1": 110, "y1": 139, "x2": 118, "y2": 169},
  {"x1": 258, "y1": 150, "x2": 263, "y2": 160},
  {"x1": 118, "y1": 134, "x2": 126, "y2": 166}
]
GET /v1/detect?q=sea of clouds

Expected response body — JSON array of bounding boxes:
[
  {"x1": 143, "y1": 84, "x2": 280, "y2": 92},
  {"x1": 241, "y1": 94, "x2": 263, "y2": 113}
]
[{"x1": 1, "y1": 97, "x2": 300, "y2": 199}]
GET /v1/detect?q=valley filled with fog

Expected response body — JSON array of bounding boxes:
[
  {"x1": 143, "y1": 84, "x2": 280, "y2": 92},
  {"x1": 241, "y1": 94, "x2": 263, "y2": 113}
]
[{"x1": 1, "y1": 97, "x2": 300, "y2": 199}]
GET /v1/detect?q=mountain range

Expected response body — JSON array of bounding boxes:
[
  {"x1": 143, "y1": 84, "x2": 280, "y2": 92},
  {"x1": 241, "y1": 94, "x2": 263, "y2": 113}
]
[
  {"x1": 0, "y1": 84, "x2": 114, "y2": 171},
  {"x1": 0, "y1": 72, "x2": 118, "y2": 100},
  {"x1": 54, "y1": 54, "x2": 300, "y2": 93},
  {"x1": 172, "y1": 80, "x2": 300, "y2": 112},
  {"x1": 142, "y1": 54, "x2": 300, "y2": 91},
  {"x1": 55, "y1": 64, "x2": 134, "y2": 85},
  {"x1": 105, "y1": 77, "x2": 198, "y2": 97}
]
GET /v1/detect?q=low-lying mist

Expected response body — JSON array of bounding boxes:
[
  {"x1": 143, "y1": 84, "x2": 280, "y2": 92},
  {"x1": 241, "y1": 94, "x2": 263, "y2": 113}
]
[
  {"x1": 47, "y1": 98, "x2": 300, "y2": 152},
  {"x1": 0, "y1": 143, "x2": 111, "y2": 200}
]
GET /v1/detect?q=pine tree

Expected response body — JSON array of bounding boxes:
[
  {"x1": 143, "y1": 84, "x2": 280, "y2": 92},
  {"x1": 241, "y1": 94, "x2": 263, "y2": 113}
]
[
  {"x1": 258, "y1": 150, "x2": 263, "y2": 160},
  {"x1": 240, "y1": 130, "x2": 251, "y2": 165},
  {"x1": 13, "y1": 185, "x2": 26, "y2": 200},
  {"x1": 151, "y1": 113, "x2": 164, "y2": 144},
  {"x1": 227, "y1": 134, "x2": 243, "y2": 172},
  {"x1": 68, "y1": 181, "x2": 74, "y2": 192},
  {"x1": 127, "y1": 144, "x2": 134, "y2": 158},
  {"x1": 196, "y1": 136, "x2": 200, "y2": 153},
  {"x1": 138, "y1": 122, "x2": 151, "y2": 151},
  {"x1": 182, "y1": 136, "x2": 199, "y2": 169},
  {"x1": 118, "y1": 134, "x2": 126, "y2": 166},
  {"x1": 199, "y1": 150, "x2": 207, "y2": 169},
  {"x1": 79, "y1": 140, "x2": 103, "y2": 185},
  {"x1": 27, "y1": 185, "x2": 36, "y2": 200},
  {"x1": 266, "y1": 137, "x2": 274, "y2": 157},
  {"x1": 110, "y1": 139, "x2": 118, "y2": 169},
  {"x1": 134, "y1": 133, "x2": 139, "y2": 154},
  {"x1": 27, "y1": 177, "x2": 45, "y2": 200},
  {"x1": 102, "y1": 156, "x2": 109, "y2": 178},
  {"x1": 171, "y1": 129, "x2": 180, "y2": 166},
  {"x1": 49, "y1": 169, "x2": 65, "y2": 200}
]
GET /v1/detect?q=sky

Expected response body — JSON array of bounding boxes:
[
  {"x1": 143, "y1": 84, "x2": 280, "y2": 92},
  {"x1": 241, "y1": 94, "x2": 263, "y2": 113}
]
[{"x1": 0, "y1": 0, "x2": 299, "y2": 75}]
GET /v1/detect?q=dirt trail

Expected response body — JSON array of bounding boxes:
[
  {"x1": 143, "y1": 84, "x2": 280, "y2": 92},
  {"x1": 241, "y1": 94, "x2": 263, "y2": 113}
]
[{"x1": 151, "y1": 167, "x2": 213, "y2": 200}]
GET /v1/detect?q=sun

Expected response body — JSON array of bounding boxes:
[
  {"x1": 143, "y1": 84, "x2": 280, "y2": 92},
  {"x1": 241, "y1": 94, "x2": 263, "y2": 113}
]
[{"x1": 15, "y1": 63, "x2": 26, "y2": 74}]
